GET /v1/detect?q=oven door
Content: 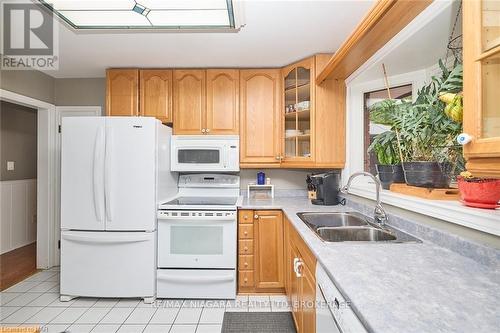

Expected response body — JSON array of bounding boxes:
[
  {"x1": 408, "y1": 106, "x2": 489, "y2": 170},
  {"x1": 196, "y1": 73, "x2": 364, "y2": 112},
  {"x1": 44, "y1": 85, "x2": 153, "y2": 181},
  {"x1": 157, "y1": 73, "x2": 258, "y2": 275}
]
[{"x1": 157, "y1": 211, "x2": 237, "y2": 269}]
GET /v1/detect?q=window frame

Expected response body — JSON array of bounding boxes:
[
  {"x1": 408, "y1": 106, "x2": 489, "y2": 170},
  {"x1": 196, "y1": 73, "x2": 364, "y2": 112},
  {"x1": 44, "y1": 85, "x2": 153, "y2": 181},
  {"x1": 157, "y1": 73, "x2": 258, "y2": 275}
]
[{"x1": 343, "y1": 69, "x2": 500, "y2": 237}]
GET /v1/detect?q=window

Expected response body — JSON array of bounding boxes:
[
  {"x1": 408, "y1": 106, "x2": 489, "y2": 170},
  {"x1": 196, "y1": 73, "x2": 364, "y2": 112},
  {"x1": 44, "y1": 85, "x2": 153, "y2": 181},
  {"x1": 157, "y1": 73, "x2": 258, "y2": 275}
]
[
  {"x1": 363, "y1": 84, "x2": 412, "y2": 175},
  {"x1": 39, "y1": 0, "x2": 235, "y2": 30}
]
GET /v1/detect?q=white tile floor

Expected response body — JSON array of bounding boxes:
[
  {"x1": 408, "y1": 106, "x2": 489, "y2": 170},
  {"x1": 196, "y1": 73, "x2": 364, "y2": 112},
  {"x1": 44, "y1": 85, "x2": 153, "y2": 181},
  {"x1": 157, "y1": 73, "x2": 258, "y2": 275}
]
[{"x1": 0, "y1": 268, "x2": 291, "y2": 333}]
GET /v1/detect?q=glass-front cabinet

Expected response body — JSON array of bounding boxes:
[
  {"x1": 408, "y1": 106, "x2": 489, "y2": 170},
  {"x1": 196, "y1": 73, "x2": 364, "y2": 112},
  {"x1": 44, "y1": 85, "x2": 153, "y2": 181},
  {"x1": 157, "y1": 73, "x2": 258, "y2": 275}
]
[
  {"x1": 462, "y1": 0, "x2": 500, "y2": 177},
  {"x1": 282, "y1": 58, "x2": 314, "y2": 165}
]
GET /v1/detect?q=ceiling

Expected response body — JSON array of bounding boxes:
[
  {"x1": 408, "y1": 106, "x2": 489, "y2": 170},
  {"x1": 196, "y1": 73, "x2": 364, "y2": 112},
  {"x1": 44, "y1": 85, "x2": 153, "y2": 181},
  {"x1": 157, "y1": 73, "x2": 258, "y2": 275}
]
[
  {"x1": 44, "y1": 0, "x2": 375, "y2": 78},
  {"x1": 352, "y1": 0, "x2": 462, "y2": 82}
]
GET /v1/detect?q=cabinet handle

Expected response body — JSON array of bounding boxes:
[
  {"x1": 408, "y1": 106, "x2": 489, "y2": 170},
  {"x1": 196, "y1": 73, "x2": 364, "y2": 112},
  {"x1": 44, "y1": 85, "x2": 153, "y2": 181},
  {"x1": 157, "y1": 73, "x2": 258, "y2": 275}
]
[
  {"x1": 244, "y1": 278, "x2": 248, "y2": 283},
  {"x1": 201, "y1": 128, "x2": 206, "y2": 133},
  {"x1": 244, "y1": 215, "x2": 248, "y2": 219},
  {"x1": 244, "y1": 231, "x2": 248, "y2": 236},
  {"x1": 206, "y1": 128, "x2": 210, "y2": 133},
  {"x1": 244, "y1": 247, "x2": 248, "y2": 251},
  {"x1": 293, "y1": 258, "x2": 303, "y2": 278},
  {"x1": 457, "y1": 133, "x2": 473, "y2": 145},
  {"x1": 275, "y1": 156, "x2": 281, "y2": 160},
  {"x1": 244, "y1": 262, "x2": 248, "y2": 267},
  {"x1": 254, "y1": 214, "x2": 259, "y2": 219}
]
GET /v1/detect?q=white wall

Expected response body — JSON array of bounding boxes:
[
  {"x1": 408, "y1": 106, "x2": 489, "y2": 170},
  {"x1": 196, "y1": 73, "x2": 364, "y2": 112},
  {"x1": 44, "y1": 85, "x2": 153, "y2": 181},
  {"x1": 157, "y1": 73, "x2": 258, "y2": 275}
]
[
  {"x1": 240, "y1": 169, "x2": 311, "y2": 190},
  {"x1": 0, "y1": 179, "x2": 37, "y2": 254}
]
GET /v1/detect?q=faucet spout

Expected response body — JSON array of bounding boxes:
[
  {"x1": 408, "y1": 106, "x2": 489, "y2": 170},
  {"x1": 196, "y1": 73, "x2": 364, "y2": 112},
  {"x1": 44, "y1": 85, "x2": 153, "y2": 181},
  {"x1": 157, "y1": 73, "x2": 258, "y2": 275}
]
[{"x1": 342, "y1": 171, "x2": 387, "y2": 226}]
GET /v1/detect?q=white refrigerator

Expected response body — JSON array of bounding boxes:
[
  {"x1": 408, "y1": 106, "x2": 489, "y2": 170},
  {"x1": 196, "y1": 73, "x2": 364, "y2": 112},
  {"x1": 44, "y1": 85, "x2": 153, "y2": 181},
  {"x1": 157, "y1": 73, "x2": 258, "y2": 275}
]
[{"x1": 60, "y1": 117, "x2": 177, "y2": 302}]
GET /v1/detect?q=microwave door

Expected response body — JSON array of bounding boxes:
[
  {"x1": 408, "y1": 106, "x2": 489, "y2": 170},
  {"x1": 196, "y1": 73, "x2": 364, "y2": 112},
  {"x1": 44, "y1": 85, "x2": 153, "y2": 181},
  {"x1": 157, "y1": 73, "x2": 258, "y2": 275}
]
[{"x1": 173, "y1": 146, "x2": 223, "y2": 171}]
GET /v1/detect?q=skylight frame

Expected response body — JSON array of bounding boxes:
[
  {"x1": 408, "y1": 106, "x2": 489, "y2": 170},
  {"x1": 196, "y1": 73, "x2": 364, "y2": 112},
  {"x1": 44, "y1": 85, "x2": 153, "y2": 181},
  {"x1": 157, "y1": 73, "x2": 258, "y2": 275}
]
[{"x1": 38, "y1": 0, "x2": 236, "y2": 30}]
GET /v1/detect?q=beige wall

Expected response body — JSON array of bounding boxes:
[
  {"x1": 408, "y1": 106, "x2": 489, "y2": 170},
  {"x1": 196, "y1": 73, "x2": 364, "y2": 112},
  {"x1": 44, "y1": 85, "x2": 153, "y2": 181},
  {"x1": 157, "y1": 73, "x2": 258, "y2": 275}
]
[
  {"x1": 0, "y1": 69, "x2": 105, "y2": 109},
  {"x1": 0, "y1": 101, "x2": 37, "y2": 181},
  {"x1": 54, "y1": 78, "x2": 105, "y2": 109},
  {"x1": 0, "y1": 70, "x2": 55, "y2": 104}
]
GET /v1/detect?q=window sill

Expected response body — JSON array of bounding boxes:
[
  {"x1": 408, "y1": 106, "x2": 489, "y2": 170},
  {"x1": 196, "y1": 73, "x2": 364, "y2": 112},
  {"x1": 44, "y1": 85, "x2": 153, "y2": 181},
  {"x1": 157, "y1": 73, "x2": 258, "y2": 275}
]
[{"x1": 348, "y1": 184, "x2": 500, "y2": 236}]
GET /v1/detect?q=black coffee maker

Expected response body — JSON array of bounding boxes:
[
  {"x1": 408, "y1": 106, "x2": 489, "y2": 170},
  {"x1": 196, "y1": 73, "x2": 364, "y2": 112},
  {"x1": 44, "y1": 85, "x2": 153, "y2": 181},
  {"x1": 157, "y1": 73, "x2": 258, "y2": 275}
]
[{"x1": 306, "y1": 171, "x2": 341, "y2": 205}]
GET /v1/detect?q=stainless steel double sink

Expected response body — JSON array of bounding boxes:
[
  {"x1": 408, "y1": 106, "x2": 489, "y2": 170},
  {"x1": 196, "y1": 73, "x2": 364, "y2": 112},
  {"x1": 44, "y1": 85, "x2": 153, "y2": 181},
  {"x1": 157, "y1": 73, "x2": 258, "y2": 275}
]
[{"x1": 297, "y1": 212, "x2": 420, "y2": 243}]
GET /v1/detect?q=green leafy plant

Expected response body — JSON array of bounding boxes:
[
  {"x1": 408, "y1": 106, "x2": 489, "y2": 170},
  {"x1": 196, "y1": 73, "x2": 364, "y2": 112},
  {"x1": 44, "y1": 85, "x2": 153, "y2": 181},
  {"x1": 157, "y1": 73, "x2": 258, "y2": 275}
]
[
  {"x1": 368, "y1": 59, "x2": 464, "y2": 171},
  {"x1": 367, "y1": 130, "x2": 400, "y2": 165}
]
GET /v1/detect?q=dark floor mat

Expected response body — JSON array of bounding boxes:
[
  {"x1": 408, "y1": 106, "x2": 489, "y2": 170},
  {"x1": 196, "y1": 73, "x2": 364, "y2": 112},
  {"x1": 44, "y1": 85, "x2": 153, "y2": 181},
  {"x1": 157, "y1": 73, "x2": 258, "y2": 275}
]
[{"x1": 222, "y1": 312, "x2": 297, "y2": 333}]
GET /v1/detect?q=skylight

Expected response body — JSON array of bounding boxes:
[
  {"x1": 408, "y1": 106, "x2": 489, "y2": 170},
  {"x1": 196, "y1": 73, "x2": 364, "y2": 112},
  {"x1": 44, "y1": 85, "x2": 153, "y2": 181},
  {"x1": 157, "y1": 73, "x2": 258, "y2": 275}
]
[{"x1": 39, "y1": 0, "x2": 235, "y2": 30}]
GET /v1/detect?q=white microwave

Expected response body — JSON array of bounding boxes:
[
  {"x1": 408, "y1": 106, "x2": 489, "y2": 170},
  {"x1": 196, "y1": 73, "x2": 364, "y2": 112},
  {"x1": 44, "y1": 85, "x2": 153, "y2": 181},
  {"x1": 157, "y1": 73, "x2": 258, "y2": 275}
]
[{"x1": 171, "y1": 135, "x2": 239, "y2": 172}]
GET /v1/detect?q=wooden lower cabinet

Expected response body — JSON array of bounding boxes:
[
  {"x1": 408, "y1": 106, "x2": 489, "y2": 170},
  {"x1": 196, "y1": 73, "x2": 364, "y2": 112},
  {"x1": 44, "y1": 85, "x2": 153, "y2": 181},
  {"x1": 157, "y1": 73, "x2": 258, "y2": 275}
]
[
  {"x1": 285, "y1": 216, "x2": 317, "y2": 333},
  {"x1": 237, "y1": 210, "x2": 285, "y2": 293}
]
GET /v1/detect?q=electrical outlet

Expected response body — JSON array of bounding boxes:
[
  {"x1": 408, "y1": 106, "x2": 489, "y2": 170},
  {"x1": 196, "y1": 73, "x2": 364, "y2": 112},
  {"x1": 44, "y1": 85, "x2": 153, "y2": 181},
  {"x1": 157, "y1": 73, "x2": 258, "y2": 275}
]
[{"x1": 7, "y1": 161, "x2": 15, "y2": 171}]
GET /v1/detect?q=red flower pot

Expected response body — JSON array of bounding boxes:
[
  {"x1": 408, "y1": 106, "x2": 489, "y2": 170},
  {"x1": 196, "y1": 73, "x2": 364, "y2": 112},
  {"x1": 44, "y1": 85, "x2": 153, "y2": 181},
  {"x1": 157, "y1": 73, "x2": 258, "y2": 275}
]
[{"x1": 457, "y1": 177, "x2": 500, "y2": 209}]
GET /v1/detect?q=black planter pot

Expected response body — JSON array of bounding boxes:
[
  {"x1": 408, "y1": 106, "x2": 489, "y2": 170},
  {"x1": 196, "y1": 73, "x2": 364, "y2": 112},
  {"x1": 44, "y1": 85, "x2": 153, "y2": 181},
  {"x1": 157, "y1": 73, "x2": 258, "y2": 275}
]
[
  {"x1": 402, "y1": 162, "x2": 451, "y2": 188},
  {"x1": 376, "y1": 164, "x2": 405, "y2": 190}
]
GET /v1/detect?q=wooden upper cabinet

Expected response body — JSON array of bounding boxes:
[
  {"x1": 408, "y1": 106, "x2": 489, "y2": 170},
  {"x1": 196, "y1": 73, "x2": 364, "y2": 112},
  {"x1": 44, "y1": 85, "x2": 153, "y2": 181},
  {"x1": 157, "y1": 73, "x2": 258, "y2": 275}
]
[
  {"x1": 462, "y1": 0, "x2": 500, "y2": 177},
  {"x1": 240, "y1": 69, "x2": 281, "y2": 166},
  {"x1": 281, "y1": 58, "x2": 315, "y2": 166},
  {"x1": 173, "y1": 70, "x2": 206, "y2": 134},
  {"x1": 140, "y1": 70, "x2": 172, "y2": 123},
  {"x1": 254, "y1": 210, "x2": 284, "y2": 291},
  {"x1": 206, "y1": 69, "x2": 239, "y2": 134},
  {"x1": 106, "y1": 69, "x2": 139, "y2": 116}
]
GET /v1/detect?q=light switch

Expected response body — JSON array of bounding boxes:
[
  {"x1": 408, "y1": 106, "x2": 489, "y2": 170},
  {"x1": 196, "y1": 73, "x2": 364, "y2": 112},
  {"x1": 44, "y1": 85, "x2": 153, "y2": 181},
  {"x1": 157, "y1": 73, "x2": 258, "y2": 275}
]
[{"x1": 7, "y1": 161, "x2": 15, "y2": 171}]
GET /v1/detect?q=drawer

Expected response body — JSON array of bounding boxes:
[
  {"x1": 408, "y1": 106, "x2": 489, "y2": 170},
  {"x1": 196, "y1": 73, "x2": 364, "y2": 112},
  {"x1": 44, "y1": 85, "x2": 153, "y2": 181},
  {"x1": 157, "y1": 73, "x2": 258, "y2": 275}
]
[
  {"x1": 238, "y1": 270, "x2": 254, "y2": 288},
  {"x1": 239, "y1": 240, "x2": 253, "y2": 254},
  {"x1": 239, "y1": 210, "x2": 254, "y2": 224},
  {"x1": 239, "y1": 224, "x2": 253, "y2": 239},
  {"x1": 157, "y1": 269, "x2": 236, "y2": 299},
  {"x1": 238, "y1": 255, "x2": 254, "y2": 271}
]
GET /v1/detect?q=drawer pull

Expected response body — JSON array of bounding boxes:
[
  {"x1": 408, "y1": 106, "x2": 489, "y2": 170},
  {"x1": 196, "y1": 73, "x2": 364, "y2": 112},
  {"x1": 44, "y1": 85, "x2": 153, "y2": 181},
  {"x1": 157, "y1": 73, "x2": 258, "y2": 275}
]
[
  {"x1": 244, "y1": 247, "x2": 248, "y2": 251},
  {"x1": 244, "y1": 262, "x2": 248, "y2": 267},
  {"x1": 244, "y1": 231, "x2": 248, "y2": 236}
]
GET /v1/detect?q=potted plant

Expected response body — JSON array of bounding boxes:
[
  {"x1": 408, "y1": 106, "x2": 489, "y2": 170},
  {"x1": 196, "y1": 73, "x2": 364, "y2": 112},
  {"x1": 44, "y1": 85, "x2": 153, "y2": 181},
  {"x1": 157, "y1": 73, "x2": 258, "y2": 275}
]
[
  {"x1": 457, "y1": 171, "x2": 500, "y2": 209},
  {"x1": 368, "y1": 130, "x2": 404, "y2": 190},
  {"x1": 369, "y1": 60, "x2": 465, "y2": 188}
]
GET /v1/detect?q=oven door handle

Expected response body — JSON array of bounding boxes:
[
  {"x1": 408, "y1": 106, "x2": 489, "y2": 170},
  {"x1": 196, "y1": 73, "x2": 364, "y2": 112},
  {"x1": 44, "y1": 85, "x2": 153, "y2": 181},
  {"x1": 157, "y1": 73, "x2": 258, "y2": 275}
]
[
  {"x1": 158, "y1": 216, "x2": 235, "y2": 222},
  {"x1": 158, "y1": 274, "x2": 234, "y2": 283}
]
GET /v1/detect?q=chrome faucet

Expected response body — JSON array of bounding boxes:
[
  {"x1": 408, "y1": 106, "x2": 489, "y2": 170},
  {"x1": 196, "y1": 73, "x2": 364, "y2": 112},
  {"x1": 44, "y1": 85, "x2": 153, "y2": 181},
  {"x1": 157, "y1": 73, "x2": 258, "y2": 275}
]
[{"x1": 341, "y1": 172, "x2": 388, "y2": 226}]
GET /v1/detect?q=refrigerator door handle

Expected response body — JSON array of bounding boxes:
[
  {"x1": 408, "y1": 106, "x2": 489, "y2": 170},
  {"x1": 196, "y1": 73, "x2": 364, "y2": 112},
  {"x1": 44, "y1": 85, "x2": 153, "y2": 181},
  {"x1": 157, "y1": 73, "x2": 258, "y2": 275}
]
[
  {"x1": 63, "y1": 233, "x2": 151, "y2": 244},
  {"x1": 93, "y1": 127, "x2": 104, "y2": 222},
  {"x1": 104, "y1": 126, "x2": 113, "y2": 222}
]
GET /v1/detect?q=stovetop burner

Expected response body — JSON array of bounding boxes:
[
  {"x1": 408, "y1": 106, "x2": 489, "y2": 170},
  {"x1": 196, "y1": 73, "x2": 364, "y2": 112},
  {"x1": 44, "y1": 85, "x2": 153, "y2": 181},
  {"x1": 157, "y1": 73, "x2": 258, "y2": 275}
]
[{"x1": 162, "y1": 196, "x2": 238, "y2": 206}]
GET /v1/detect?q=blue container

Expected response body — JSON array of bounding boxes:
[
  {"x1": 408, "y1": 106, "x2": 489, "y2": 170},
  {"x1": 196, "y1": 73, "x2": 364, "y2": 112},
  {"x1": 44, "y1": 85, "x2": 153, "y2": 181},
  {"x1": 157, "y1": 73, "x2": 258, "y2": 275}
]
[{"x1": 257, "y1": 172, "x2": 265, "y2": 185}]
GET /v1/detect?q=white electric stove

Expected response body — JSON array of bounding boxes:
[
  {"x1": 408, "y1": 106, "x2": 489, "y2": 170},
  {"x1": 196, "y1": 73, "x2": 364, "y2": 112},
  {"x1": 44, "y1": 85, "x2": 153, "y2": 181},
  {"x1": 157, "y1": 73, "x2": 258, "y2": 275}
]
[{"x1": 156, "y1": 174, "x2": 241, "y2": 299}]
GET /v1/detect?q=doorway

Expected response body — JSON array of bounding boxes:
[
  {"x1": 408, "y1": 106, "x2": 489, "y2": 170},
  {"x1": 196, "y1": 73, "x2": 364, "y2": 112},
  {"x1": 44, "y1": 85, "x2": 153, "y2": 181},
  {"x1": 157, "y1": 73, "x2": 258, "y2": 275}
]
[{"x1": 0, "y1": 101, "x2": 39, "y2": 290}]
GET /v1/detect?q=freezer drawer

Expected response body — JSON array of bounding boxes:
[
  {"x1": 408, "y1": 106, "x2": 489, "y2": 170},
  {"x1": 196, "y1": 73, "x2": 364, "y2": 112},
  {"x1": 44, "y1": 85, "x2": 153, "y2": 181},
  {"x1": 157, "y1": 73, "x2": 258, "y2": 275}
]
[
  {"x1": 60, "y1": 231, "x2": 155, "y2": 298},
  {"x1": 157, "y1": 269, "x2": 236, "y2": 299}
]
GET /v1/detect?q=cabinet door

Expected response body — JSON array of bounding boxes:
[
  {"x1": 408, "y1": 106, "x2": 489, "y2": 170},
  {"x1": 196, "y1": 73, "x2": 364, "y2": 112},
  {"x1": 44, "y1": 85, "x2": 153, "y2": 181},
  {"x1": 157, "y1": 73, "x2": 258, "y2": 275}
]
[
  {"x1": 254, "y1": 210, "x2": 284, "y2": 291},
  {"x1": 206, "y1": 69, "x2": 239, "y2": 134},
  {"x1": 290, "y1": 244, "x2": 302, "y2": 332},
  {"x1": 140, "y1": 69, "x2": 172, "y2": 123},
  {"x1": 462, "y1": 0, "x2": 500, "y2": 177},
  {"x1": 106, "y1": 69, "x2": 139, "y2": 116},
  {"x1": 301, "y1": 263, "x2": 316, "y2": 333},
  {"x1": 281, "y1": 58, "x2": 315, "y2": 166},
  {"x1": 173, "y1": 70, "x2": 206, "y2": 134},
  {"x1": 240, "y1": 69, "x2": 281, "y2": 166}
]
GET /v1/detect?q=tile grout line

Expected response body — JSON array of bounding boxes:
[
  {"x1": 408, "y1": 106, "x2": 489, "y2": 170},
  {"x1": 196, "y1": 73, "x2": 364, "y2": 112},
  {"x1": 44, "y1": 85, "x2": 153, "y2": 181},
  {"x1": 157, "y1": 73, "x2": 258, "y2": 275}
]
[{"x1": 0, "y1": 272, "x2": 53, "y2": 326}]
